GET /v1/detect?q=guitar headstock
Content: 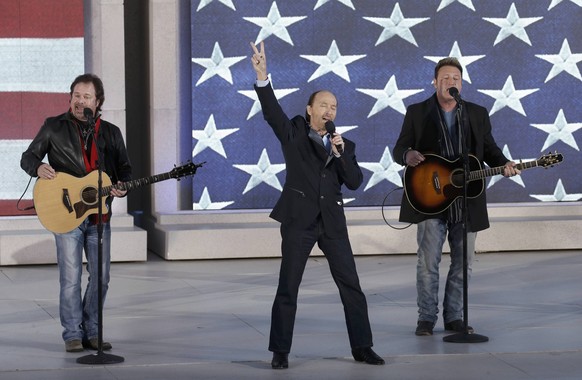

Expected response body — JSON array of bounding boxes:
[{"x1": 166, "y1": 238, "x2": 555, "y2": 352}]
[
  {"x1": 170, "y1": 161, "x2": 206, "y2": 180},
  {"x1": 537, "y1": 152, "x2": 563, "y2": 168}
]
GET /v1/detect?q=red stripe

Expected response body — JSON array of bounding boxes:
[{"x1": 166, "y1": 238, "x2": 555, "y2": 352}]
[
  {"x1": 0, "y1": 200, "x2": 36, "y2": 216},
  {"x1": 0, "y1": 92, "x2": 70, "y2": 139},
  {"x1": 0, "y1": 0, "x2": 84, "y2": 38}
]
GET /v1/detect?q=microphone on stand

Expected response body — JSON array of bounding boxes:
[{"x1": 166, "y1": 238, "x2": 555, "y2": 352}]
[
  {"x1": 448, "y1": 87, "x2": 463, "y2": 104},
  {"x1": 324, "y1": 120, "x2": 343, "y2": 154}
]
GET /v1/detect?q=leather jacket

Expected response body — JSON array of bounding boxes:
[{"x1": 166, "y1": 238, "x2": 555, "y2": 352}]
[{"x1": 21, "y1": 111, "x2": 132, "y2": 184}]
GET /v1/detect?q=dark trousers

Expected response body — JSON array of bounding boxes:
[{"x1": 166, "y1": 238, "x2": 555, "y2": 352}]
[{"x1": 268, "y1": 218, "x2": 373, "y2": 353}]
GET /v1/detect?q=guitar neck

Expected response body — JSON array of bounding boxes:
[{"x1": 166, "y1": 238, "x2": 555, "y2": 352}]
[
  {"x1": 470, "y1": 159, "x2": 540, "y2": 181},
  {"x1": 99, "y1": 171, "x2": 174, "y2": 196}
]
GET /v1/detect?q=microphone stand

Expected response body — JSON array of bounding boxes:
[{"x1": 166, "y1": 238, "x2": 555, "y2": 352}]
[
  {"x1": 443, "y1": 99, "x2": 488, "y2": 344},
  {"x1": 77, "y1": 120, "x2": 125, "y2": 364}
]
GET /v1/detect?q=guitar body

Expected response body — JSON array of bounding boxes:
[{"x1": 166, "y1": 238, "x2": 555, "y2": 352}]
[
  {"x1": 32, "y1": 161, "x2": 204, "y2": 234},
  {"x1": 33, "y1": 171, "x2": 112, "y2": 234},
  {"x1": 404, "y1": 154, "x2": 484, "y2": 215}
]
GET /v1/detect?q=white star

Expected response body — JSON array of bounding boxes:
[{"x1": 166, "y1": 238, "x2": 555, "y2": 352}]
[
  {"x1": 195, "y1": 0, "x2": 236, "y2": 12},
  {"x1": 238, "y1": 87, "x2": 299, "y2": 120},
  {"x1": 530, "y1": 109, "x2": 582, "y2": 151},
  {"x1": 300, "y1": 40, "x2": 365, "y2": 82},
  {"x1": 536, "y1": 38, "x2": 582, "y2": 83},
  {"x1": 244, "y1": 2, "x2": 307, "y2": 46},
  {"x1": 191, "y1": 114, "x2": 239, "y2": 158},
  {"x1": 487, "y1": 144, "x2": 527, "y2": 189},
  {"x1": 356, "y1": 75, "x2": 423, "y2": 117},
  {"x1": 483, "y1": 3, "x2": 543, "y2": 46},
  {"x1": 530, "y1": 179, "x2": 582, "y2": 202},
  {"x1": 191, "y1": 42, "x2": 246, "y2": 86},
  {"x1": 424, "y1": 41, "x2": 486, "y2": 84},
  {"x1": 437, "y1": 0, "x2": 476, "y2": 12},
  {"x1": 363, "y1": 3, "x2": 429, "y2": 47},
  {"x1": 193, "y1": 187, "x2": 234, "y2": 210},
  {"x1": 548, "y1": 0, "x2": 582, "y2": 10},
  {"x1": 359, "y1": 147, "x2": 404, "y2": 191},
  {"x1": 233, "y1": 148, "x2": 286, "y2": 194},
  {"x1": 335, "y1": 125, "x2": 359, "y2": 135},
  {"x1": 314, "y1": 0, "x2": 355, "y2": 10},
  {"x1": 477, "y1": 75, "x2": 539, "y2": 116}
]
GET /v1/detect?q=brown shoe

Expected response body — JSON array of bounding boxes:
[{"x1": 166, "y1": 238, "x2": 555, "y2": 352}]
[
  {"x1": 65, "y1": 339, "x2": 83, "y2": 352},
  {"x1": 82, "y1": 338, "x2": 113, "y2": 351}
]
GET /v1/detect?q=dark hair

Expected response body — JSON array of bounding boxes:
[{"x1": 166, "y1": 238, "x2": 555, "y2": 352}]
[
  {"x1": 304, "y1": 90, "x2": 337, "y2": 122},
  {"x1": 69, "y1": 73, "x2": 105, "y2": 113},
  {"x1": 434, "y1": 57, "x2": 463, "y2": 79}
]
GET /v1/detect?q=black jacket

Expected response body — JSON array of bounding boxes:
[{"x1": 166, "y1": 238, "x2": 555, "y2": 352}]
[
  {"x1": 392, "y1": 94, "x2": 509, "y2": 232},
  {"x1": 255, "y1": 83, "x2": 363, "y2": 238},
  {"x1": 21, "y1": 111, "x2": 132, "y2": 184}
]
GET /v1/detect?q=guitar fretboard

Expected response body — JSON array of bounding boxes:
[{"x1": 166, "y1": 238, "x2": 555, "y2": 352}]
[
  {"x1": 99, "y1": 172, "x2": 174, "y2": 196},
  {"x1": 470, "y1": 160, "x2": 540, "y2": 181}
]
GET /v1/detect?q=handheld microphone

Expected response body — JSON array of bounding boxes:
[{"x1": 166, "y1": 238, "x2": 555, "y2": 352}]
[
  {"x1": 448, "y1": 87, "x2": 462, "y2": 104},
  {"x1": 83, "y1": 108, "x2": 95, "y2": 126},
  {"x1": 324, "y1": 120, "x2": 343, "y2": 154}
]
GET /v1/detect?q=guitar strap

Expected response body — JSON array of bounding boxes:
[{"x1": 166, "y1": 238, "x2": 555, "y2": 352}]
[{"x1": 436, "y1": 106, "x2": 462, "y2": 223}]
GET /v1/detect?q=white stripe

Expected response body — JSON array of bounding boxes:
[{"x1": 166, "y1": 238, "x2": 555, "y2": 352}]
[
  {"x1": 0, "y1": 38, "x2": 84, "y2": 93},
  {"x1": 0, "y1": 139, "x2": 36, "y2": 199}
]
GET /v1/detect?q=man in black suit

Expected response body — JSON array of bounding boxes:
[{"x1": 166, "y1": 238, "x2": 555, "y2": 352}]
[
  {"x1": 250, "y1": 41, "x2": 384, "y2": 369},
  {"x1": 393, "y1": 57, "x2": 520, "y2": 337}
]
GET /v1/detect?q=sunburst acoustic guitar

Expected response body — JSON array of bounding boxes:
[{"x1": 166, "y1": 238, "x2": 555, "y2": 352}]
[{"x1": 403, "y1": 152, "x2": 563, "y2": 215}]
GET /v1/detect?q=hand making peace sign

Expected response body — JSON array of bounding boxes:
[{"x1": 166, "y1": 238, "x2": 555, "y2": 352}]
[{"x1": 250, "y1": 41, "x2": 268, "y2": 81}]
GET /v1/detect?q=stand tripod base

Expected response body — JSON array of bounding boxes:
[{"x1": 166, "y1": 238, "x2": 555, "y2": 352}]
[
  {"x1": 76, "y1": 351, "x2": 125, "y2": 365},
  {"x1": 443, "y1": 332, "x2": 489, "y2": 343}
]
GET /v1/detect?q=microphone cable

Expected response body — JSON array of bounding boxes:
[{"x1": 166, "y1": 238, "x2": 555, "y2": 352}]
[{"x1": 381, "y1": 186, "x2": 412, "y2": 230}]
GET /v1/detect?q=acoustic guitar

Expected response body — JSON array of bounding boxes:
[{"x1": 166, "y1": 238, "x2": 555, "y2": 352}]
[
  {"x1": 403, "y1": 152, "x2": 563, "y2": 215},
  {"x1": 33, "y1": 162, "x2": 204, "y2": 233}
]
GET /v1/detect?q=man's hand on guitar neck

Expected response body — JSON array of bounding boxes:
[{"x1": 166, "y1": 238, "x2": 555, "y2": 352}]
[
  {"x1": 37, "y1": 163, "x2": 56, "y2": 180},
  {"x1": 110, "y1": 182, "x2": 127, "y2": 198},
  {"x1": 405, "y1": 149, "x2": 425, "y2": 167},
  {"x1": 503, "y1": 161, "x2": 521, "y2": 177}
]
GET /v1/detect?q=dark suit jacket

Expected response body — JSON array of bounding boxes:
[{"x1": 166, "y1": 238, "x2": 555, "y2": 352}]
[
  {"x1": 393, "y1": 94, "x2": 509, "y2": 232},
  {"x1": 255, "y1": 83, "x2": 363, "y2": 238}
]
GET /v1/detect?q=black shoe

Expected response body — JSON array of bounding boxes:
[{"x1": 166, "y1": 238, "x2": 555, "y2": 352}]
[
  {"x1": 415, "y1": 320, "x2": 434, "y2": 336},
  {"x1": 351, "y1": 347, "x2": 385, "y2": 365},
  {"x1": 82, "y1": 338, "x2": 112, "y2": 351},
  {"x1": 271, "y1": 352, "x2": 288, "y2": 369},
  {"x1": 444, "y1": 319, "x2": 474, "y2": 333}
]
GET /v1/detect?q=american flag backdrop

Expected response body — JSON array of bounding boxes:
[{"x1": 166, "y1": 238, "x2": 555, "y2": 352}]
[
  {"x1": 0, "y1": 0, "x2": 84, "y2": 215},
  {"x1": 190, "y1": 0, "x2": 582, "y2": 211}
]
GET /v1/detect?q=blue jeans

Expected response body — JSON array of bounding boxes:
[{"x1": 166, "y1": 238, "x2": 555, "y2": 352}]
[
  {"x1": 54, "y1": 219, "x2": 111, "y2": 342},
  {"x1": 416, "y1": 219, "x2": 476, "y2": 324}
]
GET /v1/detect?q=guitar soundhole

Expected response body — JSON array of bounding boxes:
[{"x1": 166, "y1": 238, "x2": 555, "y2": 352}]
[
  {"x1": 81, "y1": 186, "x2": 98, "y2": 206},
  {"x1": 450, "y1": 169, "x2": 465, "y2": 188}
]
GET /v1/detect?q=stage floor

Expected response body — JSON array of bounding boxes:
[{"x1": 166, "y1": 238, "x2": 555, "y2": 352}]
[{"x1": 1, "y1": 250, "x2": 581, "y2": 379}]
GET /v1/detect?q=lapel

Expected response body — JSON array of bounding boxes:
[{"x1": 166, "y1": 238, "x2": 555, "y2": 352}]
[{"x1": 308, "y1": 128, "x2": 331, "y2": 163}]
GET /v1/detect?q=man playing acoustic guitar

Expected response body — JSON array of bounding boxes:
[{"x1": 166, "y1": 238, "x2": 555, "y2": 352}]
[
  {"x1": 393, "y1": 58, "x2": 520, "y2": 336},
  {"x1": 21, "y1": 74, "x2": 132, "y2": 352}
]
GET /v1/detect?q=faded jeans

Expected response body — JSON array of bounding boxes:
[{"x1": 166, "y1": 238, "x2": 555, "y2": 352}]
[
  {"x1": 416, "y1": 219, "x2": 476, "y2": 324},
  {"x1": 54, "y1": 219, "x2": 111, "y2": 342}
]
